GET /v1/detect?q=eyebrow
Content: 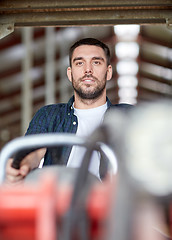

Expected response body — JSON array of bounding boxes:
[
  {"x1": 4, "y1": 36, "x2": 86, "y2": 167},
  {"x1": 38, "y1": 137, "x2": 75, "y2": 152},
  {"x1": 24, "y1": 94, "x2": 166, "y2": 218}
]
[
  {"x1": 72, "y1": 56, "x2": 105, "y2": 63},
  {"x1": 73, "y1": 57, "x2": 83, "y2": 63},
  {"x1": 92, "y1": 57, "x2": 105, "y2": 62}
]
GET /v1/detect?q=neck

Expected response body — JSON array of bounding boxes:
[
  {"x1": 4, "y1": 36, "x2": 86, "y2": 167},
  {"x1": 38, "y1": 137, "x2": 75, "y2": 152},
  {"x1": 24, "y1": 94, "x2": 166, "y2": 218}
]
[{"x1": 74, "y1": 92, "x2": 107, "y2": 109}]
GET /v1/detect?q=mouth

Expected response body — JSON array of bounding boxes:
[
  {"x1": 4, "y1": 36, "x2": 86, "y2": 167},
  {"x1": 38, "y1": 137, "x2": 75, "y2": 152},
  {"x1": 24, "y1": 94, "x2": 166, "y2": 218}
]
[
  {"x1": 81, "y1": 79, "x2": 96, "y2": 87},
  {"x1": 81, "y1": 76, "x2": 96, "y2": 83},
  {"x1": 82, "y1": 79, "x2": 94, "y2": 82}
]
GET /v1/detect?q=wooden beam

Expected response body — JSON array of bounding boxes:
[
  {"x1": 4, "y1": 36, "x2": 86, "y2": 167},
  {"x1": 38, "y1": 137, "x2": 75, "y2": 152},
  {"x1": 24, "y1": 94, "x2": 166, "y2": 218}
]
[{"x1": 0, "y1": 0, "x2": 172, "y2": 27}]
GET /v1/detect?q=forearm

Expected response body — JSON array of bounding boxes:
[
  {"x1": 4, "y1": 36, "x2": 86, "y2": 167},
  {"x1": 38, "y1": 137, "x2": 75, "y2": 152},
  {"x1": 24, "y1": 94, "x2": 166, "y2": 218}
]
[{"x1": 20, "y1": 148, "x2": 47, "y2": 170}]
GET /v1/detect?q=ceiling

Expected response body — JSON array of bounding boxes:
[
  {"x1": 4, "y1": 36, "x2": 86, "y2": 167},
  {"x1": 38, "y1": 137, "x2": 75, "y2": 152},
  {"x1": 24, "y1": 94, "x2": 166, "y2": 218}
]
[
  {"x1": 0, "y1": 0, "x2": 172, "y2": 149},
  {"x1": 0, "y1": 0, "x2": 172, "y2": 27}
]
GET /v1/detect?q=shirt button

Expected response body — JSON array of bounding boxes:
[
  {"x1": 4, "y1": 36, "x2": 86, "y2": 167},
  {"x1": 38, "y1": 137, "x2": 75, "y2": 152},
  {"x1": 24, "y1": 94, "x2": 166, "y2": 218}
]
[{"x1": 73, "y1": 121, "x2": 76, "y2": 125}]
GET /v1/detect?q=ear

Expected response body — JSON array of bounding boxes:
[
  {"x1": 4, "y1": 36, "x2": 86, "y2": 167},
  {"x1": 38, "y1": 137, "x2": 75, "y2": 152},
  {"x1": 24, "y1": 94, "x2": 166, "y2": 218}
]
[
  {"x1": 67, "y1": 67, "x2": 72, "y2": 82},
  {"x1": 106, "y1": 65, "x2": 113, "y2": 81}
]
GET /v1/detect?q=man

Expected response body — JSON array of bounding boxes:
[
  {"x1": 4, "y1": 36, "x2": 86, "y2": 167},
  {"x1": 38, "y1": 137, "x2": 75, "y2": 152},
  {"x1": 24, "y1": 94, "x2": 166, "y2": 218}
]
[{"x1": 6, "y1": 38, "x2": 132, "y2": 183}]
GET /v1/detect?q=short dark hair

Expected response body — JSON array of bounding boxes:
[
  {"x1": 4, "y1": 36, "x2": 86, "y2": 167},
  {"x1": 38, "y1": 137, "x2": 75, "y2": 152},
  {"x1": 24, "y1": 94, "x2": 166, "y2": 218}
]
[{"x1": 69, "y1": 38, "x2": 111, "y2": 66}]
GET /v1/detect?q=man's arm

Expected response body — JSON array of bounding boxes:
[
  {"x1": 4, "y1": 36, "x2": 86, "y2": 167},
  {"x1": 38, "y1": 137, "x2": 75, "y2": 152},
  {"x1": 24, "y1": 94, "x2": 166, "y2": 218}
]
[{"x1": 5, "y1": 148, "x2": 46, "y2": 184}]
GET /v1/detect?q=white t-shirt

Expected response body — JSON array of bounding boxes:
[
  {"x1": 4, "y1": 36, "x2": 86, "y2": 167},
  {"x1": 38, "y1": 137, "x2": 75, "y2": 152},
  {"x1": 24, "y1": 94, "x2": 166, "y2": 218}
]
[{"x1": 67, "y1": 103, "x2": 108, "y2": 179}]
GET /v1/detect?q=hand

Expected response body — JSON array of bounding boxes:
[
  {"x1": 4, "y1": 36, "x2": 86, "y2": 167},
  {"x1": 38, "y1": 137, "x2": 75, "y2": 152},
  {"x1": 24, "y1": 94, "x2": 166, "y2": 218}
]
[
  {"x1": 5, "y1": 158, "x2": 30, "y2": 184},
  {"x1": 5, "y1": 148, "x2": 46, "y2": 184}
]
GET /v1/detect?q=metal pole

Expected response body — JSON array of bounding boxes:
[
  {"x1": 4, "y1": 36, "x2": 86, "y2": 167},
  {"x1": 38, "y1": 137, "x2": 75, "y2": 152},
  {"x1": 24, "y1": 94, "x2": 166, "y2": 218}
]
[
  {"x1": 59, "y1": 29, "x2": 72, "y2": 102},
  {"x1": 21, "y1": 27, "x2": 33, "y2": 135},
  {"x1": 45, "y1": 27, "x2": 56, "y2": 104}
]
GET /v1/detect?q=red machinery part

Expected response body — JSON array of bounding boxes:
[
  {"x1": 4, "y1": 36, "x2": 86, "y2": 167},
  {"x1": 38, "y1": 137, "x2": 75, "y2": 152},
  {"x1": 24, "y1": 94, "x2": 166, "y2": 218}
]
[{"x1": 0, "y1": 173, "x2": 115, "y2": 240}]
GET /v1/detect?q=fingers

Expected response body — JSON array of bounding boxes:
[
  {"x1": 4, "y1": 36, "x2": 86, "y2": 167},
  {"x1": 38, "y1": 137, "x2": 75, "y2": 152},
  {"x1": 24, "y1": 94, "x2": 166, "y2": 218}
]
[
  {"x1": 5, "y1": 158, "x2": 29, "y2": 184},
  {"x1": 6, "y1": 158, "x2": 19, "y2": 175},
  {"x1": 19, "y1": 164, "x2": 30, "y2": 177},
  {"x1": 5, "y1": 174, "x2": 24, "y2": 184}
]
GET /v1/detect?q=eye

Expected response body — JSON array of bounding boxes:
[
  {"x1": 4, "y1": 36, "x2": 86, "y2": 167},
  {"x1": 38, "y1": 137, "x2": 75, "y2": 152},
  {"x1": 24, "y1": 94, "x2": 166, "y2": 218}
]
[
  {"x1": 92, "y1": 60, "x2": 101, "y2": 65},
  {"x1": 75, "y1": 61, "x2": 84, "y2": 66}
]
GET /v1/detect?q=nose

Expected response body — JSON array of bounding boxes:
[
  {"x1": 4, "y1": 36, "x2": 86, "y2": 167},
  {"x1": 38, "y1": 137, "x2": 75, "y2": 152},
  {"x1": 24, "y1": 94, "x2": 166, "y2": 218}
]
[{"x1": 84, "y1": 62, "x2": 93, "y2": 74}]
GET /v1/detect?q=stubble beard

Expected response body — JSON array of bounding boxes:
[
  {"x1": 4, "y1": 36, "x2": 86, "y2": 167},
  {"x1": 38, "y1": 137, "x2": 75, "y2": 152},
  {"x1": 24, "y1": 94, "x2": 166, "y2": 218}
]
[{"x1": 71, "y1": 73, "x2": 107, "y2": 100}]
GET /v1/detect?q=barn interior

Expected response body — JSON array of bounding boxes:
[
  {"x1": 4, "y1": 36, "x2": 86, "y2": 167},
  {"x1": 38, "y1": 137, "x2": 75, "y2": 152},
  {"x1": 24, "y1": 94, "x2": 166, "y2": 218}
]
[{"x1": 0, "y1": 1, "x2": 172, "y2": 148}]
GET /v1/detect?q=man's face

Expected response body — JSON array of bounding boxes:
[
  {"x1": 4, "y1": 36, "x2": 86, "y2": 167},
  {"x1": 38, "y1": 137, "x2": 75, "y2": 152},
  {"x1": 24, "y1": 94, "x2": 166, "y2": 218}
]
[{"x1": 67, "y1": 45, "x2": 112, "y2": 100}]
